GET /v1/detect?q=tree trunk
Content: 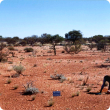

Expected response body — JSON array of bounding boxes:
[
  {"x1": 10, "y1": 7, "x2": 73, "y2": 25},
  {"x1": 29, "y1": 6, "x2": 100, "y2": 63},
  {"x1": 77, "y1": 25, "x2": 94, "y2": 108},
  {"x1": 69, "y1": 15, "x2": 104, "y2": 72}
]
[{"x1": 53, "y1": 43, "x2": 56, "y2": 55}]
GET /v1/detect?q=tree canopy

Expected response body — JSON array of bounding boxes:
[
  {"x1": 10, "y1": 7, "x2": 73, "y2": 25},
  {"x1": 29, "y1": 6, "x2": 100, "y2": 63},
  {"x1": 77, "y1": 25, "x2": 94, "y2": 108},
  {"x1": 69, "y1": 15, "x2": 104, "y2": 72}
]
[
  {"x1": 65, "y1": 30, "x2": 82, "y2": 43},
  {"x1": 92, "y1": 35, "x2": 104, "y2": 43}
]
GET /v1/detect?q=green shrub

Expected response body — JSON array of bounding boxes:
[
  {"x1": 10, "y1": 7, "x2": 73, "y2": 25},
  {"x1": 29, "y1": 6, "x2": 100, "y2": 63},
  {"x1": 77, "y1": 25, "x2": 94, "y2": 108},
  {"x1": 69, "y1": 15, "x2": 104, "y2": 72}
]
[
  {"x1": 13, "y1": 64, "x2": 25, "y2": 75},
  {"x1": 8, "y1": 46, "x2": 14, "y2": 50},
  {"x1": 24, "y1": 48, "x2": 33, "y2": 52},
  {"x1": 97, "y1": 40, "x2": 106, "y2": 51}
]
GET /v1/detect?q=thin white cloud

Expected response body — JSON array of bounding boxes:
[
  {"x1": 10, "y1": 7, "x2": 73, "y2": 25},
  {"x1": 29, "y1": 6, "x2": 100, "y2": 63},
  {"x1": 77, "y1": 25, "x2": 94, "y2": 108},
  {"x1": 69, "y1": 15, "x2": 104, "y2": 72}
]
[
  {"x1": 0, "y1": 0, "x2": 3, "y2": 4},
  {"x1": 107, "y1": 0, "x2": 110, "y2": 3}
]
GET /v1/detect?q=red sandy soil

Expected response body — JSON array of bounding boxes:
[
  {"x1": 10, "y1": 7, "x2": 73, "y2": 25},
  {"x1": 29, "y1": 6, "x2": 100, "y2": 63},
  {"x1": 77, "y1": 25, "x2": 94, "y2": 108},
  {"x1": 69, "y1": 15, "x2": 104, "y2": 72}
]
[{"x1": 0, "y1": 46, "x2": 110, "y2": 110}]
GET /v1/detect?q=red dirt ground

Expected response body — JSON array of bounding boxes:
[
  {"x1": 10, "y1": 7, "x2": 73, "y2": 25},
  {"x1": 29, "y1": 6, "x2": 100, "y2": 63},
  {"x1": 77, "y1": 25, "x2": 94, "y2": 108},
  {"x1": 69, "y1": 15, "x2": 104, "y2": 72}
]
[{"x1": 0, "y1": 46, "x2": 110, "y2": 110}]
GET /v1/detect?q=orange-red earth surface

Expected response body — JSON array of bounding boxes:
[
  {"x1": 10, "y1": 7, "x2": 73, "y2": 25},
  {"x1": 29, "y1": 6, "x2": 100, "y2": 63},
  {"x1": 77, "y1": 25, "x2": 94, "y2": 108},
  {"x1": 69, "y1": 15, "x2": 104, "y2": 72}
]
[{"x1": 0, "y1": 46, "x2": 110, "y2": 110}]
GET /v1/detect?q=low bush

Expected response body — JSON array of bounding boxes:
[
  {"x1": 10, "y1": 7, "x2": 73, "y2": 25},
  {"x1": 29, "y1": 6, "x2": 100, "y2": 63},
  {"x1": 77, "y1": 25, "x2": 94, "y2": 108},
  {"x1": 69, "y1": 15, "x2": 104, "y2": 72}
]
[
  {"x1": 7, "y1": 78, "x2": 11, "y2": 84},
  {"x1": 64, "y1": 41, "x2": 81, "y2": 54},
  {"x1": 0, "y1": 52, "x2": 8, "y2": 62},
  {"x1": 8, "y1": 46, "x2": 14, "y2": 50},
  {"x1": 71, "y1": 91, "x2": 80, "y2": 97},
  {"x1": 47, "y1": 97, "x2": 54, "y2": 107},
  {"x1": 24, "y1": 48, "x2": 33, "y2": 52},
  {"x1": 47, "y1": 50, "x2": 52, "y2": 53},
  {"x1": 13, "y1": 85, "x2": 18, "y2": 90},
  {"x1": 50, "y1": 74, "x2": 66, "y2": 82},
  {"x1": 23, "y1": 81, "x2": 39, "y2": 95},
  {"x1": 76, "y1": 91, "x2": 80, "y2": 96},
  {"x1": 86, "y1": 87, "x2": 91, "y2": 92},
  {"x1": 13, "y1": 64, "x2": 25, "y2": 75}
]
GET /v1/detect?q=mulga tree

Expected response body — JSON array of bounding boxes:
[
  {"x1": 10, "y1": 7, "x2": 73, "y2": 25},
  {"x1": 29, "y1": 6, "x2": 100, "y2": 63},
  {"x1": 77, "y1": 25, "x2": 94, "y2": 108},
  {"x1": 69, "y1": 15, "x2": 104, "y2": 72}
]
[
  {"x1": 92, "y1": 35, "x2": 108, "y2": 51},
  {"x1": 92, "y1": 35, "x2": 104, "y2": 43},
  {"x1": 39, "y1": 34, "x2": 64, "y2": 55},
  {"x1": 50, "y1": 34, "x2": 64, "y2": 55},
  {"x1": 64, "y1": 30, "x2": 82, "y2": 53},
  {"x1": 65, "y1": 30, "x2": 82, "y2": 44},
  {"x1": 24, "y1": 35, "x2": 38, "y2": 46}
]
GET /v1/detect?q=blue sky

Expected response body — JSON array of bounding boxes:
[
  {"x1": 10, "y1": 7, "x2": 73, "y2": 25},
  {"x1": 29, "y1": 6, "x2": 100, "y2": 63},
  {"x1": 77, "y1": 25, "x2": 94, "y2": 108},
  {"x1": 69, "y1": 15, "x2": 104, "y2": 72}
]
[{"x1": 0, "y1": 0, "x2": 110, "y2": 38}]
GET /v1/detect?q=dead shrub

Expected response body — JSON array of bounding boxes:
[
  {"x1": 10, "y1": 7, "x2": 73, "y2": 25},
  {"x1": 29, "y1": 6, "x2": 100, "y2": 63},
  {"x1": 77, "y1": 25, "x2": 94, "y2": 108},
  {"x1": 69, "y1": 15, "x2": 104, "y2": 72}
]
[
  {"x1": 23, "y1": 81, "x2": 39, "y2": 95},
  {"x1": 82, "y1": 76, "x2": 89, "y2": 86},
  {"x1": 50, "y1": 74, "x2": 66, "y2": 82}
]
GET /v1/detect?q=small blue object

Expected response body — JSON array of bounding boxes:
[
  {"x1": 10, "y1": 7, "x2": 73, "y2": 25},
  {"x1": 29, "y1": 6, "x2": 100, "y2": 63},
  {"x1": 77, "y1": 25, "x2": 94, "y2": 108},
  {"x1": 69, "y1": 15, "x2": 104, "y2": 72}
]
[
  {"x1": 53, "y1": 91, "x2": 61, "y2": 96},
  {"x1": 95, "y1": 93, "x2": 101, "y2": 95}
]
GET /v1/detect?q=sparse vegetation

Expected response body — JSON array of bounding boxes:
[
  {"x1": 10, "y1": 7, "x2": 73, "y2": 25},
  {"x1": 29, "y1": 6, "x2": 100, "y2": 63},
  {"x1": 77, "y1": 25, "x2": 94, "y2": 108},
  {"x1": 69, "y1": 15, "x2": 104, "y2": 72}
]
[
  {"x1": 76, "y1": 91, "x2": 80, "y2": 96},
  {"x1": 71, "y1": 93, "x2": 76, "y2": 97},
  {"x1": 7, "y1": 78, "x2": 11, "y2": 84},
  {"x1": 50, "y1": 74, "x2": 66, "y2": 82},
  {"x1": 0, "y1": 43, "x2": 8, "y2": 62},
  {"x1": 13, "y1": 64, "x2": 25, "y2": 75},
  {"x1": 13, "y1": 85, "x2": 18, "y2": 90},
  {"x1": 44, "y1": 70, "x2": 46, "y2": 73},
  {"x1": 23, "y1": 81, "x2": 39, "y2": 95},
  {"x1": 64, "y1": 42, "x2": 81, "y2": 54},
  {"x1": 1, "y1": 4, "x2": 110, "y2": 110},
  {"x1": 31, "y1": 95, "x2": 36, "y2": 101},
  {"x1": 24, "y1": 47, "x2": 34, "y2": 52},
  {"x1": 86, "y1": 87, "x2": 92, "y2": 92},
  {"x1": 47, "y1": 97, "x2": 54, "y2": 107},
  {"x1": 71, "y1": 91, "x2": 80, "y2": 97},
  {"x1": 82, "y1": 76, "x2": 89, "y2": 86},
  {"x1": 8, "y1": 46, "x2": 15, "y2": 50}
]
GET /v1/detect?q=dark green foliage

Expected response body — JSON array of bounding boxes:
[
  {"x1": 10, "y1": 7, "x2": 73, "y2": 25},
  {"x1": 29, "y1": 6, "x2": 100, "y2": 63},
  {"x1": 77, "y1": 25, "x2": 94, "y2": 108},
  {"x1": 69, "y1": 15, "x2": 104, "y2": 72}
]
[
  {"x1": 5, "y1": 36, "x2": 20, "y2": 44},
  {"x1": 19, "y1": 40, "x2": 27, "y2": 46},
  {"x1": 8, "y1": 46, "x2": 14, "y2": 50},
  {"x1": 97, "y1": 40, "x2": 106, "y2": 51},
  {"x1": 39, "y1": 34, "x2": 64, "y2": 55},
  {"x1": 24, "y1": 47, "x2": 34, "y2": 52},
  {"x1": 92, "y1": 35, "x2": 104, "y2": 43},
  {"x1": 24, "y1": 35, "x2": 38, "y2": 46},
  {"x1": 65, "y1": 30, "x2": 82, "y2": 43}
]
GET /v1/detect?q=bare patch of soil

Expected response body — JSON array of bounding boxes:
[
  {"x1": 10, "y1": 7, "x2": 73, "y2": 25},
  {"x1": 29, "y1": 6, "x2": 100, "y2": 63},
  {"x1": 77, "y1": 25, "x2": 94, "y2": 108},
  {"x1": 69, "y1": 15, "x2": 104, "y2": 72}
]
[{"x1": 0, "y1": 46, "x2": 110, "y2": 110}]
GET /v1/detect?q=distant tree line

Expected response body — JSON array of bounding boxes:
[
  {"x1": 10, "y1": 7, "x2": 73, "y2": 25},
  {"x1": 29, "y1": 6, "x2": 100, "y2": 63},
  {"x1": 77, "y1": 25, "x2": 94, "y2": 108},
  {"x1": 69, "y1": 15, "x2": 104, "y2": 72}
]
[{"x1": 0, "y1": 30, "x2": 110, "y2": 52}]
